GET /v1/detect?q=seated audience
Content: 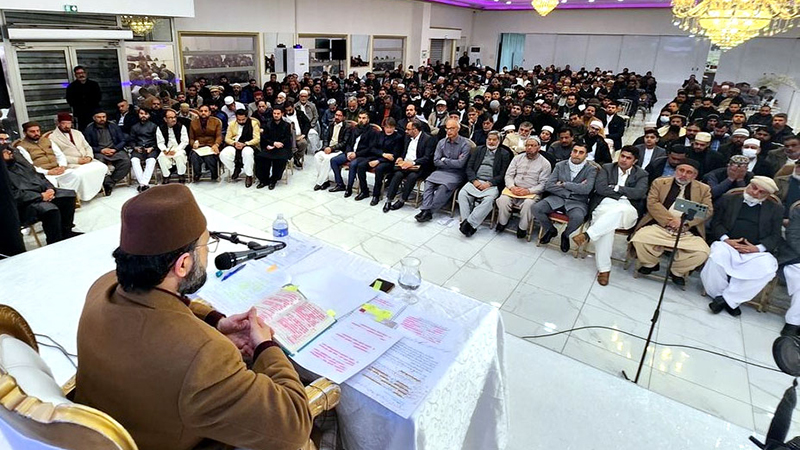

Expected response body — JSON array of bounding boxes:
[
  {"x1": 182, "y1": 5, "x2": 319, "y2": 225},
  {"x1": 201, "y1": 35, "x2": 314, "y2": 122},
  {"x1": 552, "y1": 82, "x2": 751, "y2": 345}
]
[
  {"x1": 415, "y1": 118, "x2": 471, "y2": 223},
  {"x1": 573, "y1": 146, "x2": 648, "y2": 285},
  {"x1": 686, "y1": 132, "x2": 726, "y2": 178},
  {"x1": 457, "y1": 131, "x2": 512, "y2": 236},
  {"x1": 84, "y1": 110, "x2": 132, "y2": 195},
  {"x1": 718, "y1": 128, "x2": 749, "y2": 161},
  {"x1": 767, "y1": 134, "x2": 800, "y2": 172},
  {"x1": 3, "y1": 145, "x2": 78, "y2": 244},
  {"x1": 777, "y1": 163, "x2": 800, "y2": 217},
  {"x1": 383, "y1": 120, "x2": 436, "y2": 212},
  {"x1": 740, "y1": 137, "x2": 775, "y2": 177},
  {"x1": 314, "y1": 110, "x2": 351, "y2": 191},
  {"x1": 779, "y1": 202, "x2": 800, "y2": 336},
  {"x1": 635, "y1": 128, "x2": 666, "y2": 169},
  {"x1": 533, "y1": 144, "x2": 597, "y2": 252},
  {"x1": 127, "y1": 109, "x2": 159, "y2": 192},
  {"x1": 495, "y1": 137, "x2": 552, "y2": 237},
  {"x1": 156, "y1": 109, "x2": 190, "y2": 185},
  {"x1": 329, "y1": 111, "x2": 376, "y2": 196},
  {"x1": 704, "y1": 155, "x2": 754, "y2": 206},
  {"x1": 502, "y1": 122, "x2": 534, "y2": 155},
  {"x1": 584, "y1": 120, "x2": 612, "y2": 164},
  {"x1": 770, "y1": 113, "x2": 794, "y2": 144},
  {"x1": 48, "y1": 112, "x2": 107, "y2": 201},
  {"x1": 630, "y1": 159, "x2": 713, "y2": 286},
  {"x1": 257, "y1": 107, "x2": 292, "y2": 190},
  {"x1": 284, "y1": 102, "x2": 311, "y2": 169},
  {"x1": 703, "y1": 177, "x2": 782, "y2": 317},
  {"x1": 189, "y1": 105, "x2": 223, "y2": 183},
  {"x1": 357, "y1": 118, "x2": 404, "y2": 205},
  {"x1": 221, "y1": 109, "x2": 260, "y2": 188},
  {"x1": 548, "y1": 128, "x2": 576, "y2": 163}
]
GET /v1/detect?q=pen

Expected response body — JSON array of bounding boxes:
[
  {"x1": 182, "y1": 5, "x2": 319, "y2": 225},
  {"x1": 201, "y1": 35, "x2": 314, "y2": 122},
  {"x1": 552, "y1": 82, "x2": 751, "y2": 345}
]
[{"x1": 221, "y1": 264, "x2": 246, "y2": 282}]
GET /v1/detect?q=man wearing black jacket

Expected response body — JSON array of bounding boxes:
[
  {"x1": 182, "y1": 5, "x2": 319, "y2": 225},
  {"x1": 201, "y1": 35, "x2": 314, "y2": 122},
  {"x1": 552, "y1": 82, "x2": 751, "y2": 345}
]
[
  {"x1": 84, "y1": 110, "x2": 132, "y2": 195},
  {"x1": 604, "y1": 101, "x2": 626, "y2": 152},
  {"x1": 257, "y1": 108, "x2": 293, "y2": 190},
  {"x1": 0, "y1": 131, "x2": 25, "y2": 257},
  {"x1": 356, "y1": 118, "x2": 404, "y2": 205},
  {"x1": 457, "y1": 131, "x2": 512, "y2": 236},
  {"x1": 383, "y1": 120, "x2": 436, "y2": 213},
  {"x1": 687, "y1": 132, "x2": 726, "y2": 178},
  {"x1": 3, "y1": 146, "x2": 78, "y2": 244},
  {"x1": 329, "y1": 111, "x2": 376, "y2": 197}
]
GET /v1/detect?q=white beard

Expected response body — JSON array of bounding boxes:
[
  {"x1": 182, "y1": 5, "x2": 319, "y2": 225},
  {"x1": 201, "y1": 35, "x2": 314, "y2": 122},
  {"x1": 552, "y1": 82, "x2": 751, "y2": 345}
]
[{"x1": 743, "y1": 192, "x2": 764, "y2": 207}]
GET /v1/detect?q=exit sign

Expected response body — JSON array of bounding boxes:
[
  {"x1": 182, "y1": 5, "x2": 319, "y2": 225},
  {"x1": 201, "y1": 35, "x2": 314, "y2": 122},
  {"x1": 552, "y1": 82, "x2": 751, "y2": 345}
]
[{"x1": 63, "y1": 4, "x2": 78, "y2": 12}]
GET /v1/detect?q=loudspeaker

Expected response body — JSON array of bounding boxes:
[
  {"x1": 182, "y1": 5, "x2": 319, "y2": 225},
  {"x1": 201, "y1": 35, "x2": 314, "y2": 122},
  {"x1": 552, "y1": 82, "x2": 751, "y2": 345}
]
[{"x1": 331, "y1": 39, "x2": 346, "y2": 61}]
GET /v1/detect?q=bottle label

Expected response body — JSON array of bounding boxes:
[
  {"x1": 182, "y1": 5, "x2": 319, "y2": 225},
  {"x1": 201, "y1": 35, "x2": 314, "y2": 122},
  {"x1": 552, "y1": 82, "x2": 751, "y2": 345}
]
[{"x1": 273, "y1": 227, "x2": 288, "y2": 237}]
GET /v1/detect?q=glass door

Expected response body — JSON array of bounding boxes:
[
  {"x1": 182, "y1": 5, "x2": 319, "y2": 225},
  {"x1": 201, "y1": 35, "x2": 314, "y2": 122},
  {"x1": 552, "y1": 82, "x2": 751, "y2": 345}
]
[{"x1": 74, "y1": 48, "x2": 123, "y2": 117}]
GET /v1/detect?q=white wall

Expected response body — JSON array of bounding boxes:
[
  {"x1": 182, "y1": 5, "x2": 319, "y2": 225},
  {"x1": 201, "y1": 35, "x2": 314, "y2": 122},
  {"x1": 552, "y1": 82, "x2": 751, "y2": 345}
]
[{"x1": 0, "y1": 0, "x2": 193, "y2": 17}]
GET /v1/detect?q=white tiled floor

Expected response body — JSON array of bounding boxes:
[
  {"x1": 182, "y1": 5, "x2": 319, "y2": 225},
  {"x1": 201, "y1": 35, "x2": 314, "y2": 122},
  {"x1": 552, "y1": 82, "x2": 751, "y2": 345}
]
[{"x1": 21, "y1": 121, "x2": 799, "y2": 446}]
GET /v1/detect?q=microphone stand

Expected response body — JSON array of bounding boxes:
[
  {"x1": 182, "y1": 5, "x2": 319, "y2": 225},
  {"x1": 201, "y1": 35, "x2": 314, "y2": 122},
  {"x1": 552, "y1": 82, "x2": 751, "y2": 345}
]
[
  {"x1": 623, "y1": 209, "x2": 695, "y2": 384},
  {"x1": 211, "y1": 231, "x2": 271, "y2": 251}
]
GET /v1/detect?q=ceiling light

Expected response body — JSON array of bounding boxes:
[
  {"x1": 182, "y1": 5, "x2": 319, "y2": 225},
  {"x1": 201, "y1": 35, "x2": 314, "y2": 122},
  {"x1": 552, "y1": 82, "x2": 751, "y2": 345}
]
[
  {"x1": 119, "y1": 15, "x2": 157, "y2": 35},
  {"x1": 506, "y1": 1, "x2": 512, "y2": 3},
  {"x1": 531, "y1": 0, "x2": 559, "y2": 14}
]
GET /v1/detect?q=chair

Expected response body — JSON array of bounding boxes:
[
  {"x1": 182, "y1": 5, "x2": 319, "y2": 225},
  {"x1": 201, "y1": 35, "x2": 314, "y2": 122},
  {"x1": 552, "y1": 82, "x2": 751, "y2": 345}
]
[
  {"x1": 20, "y1": 222, "x2": 43, "y2": 248},
  {"x1": 491, "y1": 202, "x2": 535, "y2": 242},
  {"x1": 0, "y1": 305, "x2": 138, "y2": 450},
  {"x1": 575, "y1": 228, "x2": 633, "y2": 267},
  {"x1": 536, "y1": 211, "x2": 584, "y2": 257}
]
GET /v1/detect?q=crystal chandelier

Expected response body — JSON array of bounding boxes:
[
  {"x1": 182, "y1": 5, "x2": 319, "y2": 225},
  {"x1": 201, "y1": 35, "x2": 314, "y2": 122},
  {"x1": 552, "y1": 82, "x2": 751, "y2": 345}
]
[
  {"x1": 672, "y1": 0, "x2": 800, "y2": 49},
  {"x1": 531, "y1": 0, "x2": 559, "y2": 16},
  {"x1": 120, "y1": 16, "x2": 158, "y2": 36}
]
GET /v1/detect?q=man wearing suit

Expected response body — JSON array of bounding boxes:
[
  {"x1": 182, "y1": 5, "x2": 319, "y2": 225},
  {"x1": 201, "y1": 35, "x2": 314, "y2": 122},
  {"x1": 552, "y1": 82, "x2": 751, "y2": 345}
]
[
  {"x1": 384, "y1": 120, "x2": 436, "y2": 212},
  {"x1": 634, "y1": 128, "x2": 666, "y2": 169},
  {"x1": 778, "y1": 202, "x2": 800, "y2": 336},
  {"x1": 357, "y1": 117, "x2": 404, "y2": 205},
  {"x1": 604, "y1": 100, "x2": 626, "y2": 152},
  {"x1": 573, "y1": 146, "x2": 649, "y2": 286},
  {"x1": 84, "y1": 109, "x2": 132, "y2": 196},
  {"x1": 630, "y1": 159, "x2": 713, "y2": 286},
  {"x1": 547, "y1": 128, "x2": 576, "y2": 163},
  {"x1": 687, "y1": 132, "x2": 726, "y2": 178},
  {"x1": 329, "y1": 111, "x2": 377, "y2": 197},
  {"x1": 188, "y1": 105, "x2": 223, "y2": 183},
  {"x1": 766, "y1": 134, "x2": 800, "y2": 174},
  {"x1": 313, "y1": 110, "x2": 352, "y2": 190},
  {"x1": 76, "y1": 185, "x2": 312, "y2": 450},
  {"x1": 457, "y1": 131, "x2": 512, "y2": 236},
  {"x1": 646, "y1": 146, "x2": 689, "y2": 185},
  {"x1": 115, "y1": 100, "x2": 138, "y2": 136},
  {"x1": 703, "y1": 177, "x2": 782, "y2": 317},
  {"x1": 415, "y1": 118, "x2": 471, "y2": 223},
  {"x1": 532, "y1": 143, "x2": 598, "y2": 253}
]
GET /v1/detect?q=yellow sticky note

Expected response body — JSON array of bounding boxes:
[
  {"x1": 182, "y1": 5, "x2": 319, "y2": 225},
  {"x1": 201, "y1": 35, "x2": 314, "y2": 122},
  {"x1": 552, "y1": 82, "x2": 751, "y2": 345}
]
[
  {"x1": 284, "y1": 285, "x2": 299, "y2": 292},
  {"x1": 326, "y1": 309, "x2": 337, "y2": 317},
  {"x1": 373, "y1": 280, "x2": 383, "y2": 291}
]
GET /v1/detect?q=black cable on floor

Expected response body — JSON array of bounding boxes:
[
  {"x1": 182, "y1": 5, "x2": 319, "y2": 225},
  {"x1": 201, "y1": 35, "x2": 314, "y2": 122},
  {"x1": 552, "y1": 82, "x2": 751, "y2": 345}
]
[{"x1": 521, "y1": 325, "x2": 783, "y2": 373}]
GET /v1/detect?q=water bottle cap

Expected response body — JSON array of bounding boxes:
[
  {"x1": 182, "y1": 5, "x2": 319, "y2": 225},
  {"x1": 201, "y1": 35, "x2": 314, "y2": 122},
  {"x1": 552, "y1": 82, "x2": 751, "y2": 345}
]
[{"x1": 277, "y1": 213, "x2": 284, "y2": 219}]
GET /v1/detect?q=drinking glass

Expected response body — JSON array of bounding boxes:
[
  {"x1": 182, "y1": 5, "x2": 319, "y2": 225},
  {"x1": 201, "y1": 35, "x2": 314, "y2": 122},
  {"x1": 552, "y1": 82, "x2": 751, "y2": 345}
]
[{"x1": 398, "y1": 257, "x2": 422, "y2": 304}]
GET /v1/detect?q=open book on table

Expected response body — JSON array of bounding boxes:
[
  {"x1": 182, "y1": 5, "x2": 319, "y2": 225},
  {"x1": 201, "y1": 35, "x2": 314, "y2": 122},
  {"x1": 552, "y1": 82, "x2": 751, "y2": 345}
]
[{"x1": 253, "y1": 287, "x2": 336, "y2": 355}]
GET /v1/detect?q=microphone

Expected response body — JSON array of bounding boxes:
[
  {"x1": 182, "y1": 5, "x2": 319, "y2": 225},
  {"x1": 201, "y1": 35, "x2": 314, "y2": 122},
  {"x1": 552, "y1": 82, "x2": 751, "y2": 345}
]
[{"x1": 214, "y1": 242, "x2": 287, "y2": 270}]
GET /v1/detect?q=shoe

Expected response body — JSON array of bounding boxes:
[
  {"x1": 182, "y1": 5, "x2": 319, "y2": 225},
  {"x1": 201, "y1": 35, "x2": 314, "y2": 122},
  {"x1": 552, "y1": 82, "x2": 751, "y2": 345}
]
[
  {"x1": 329, "y1": 184, "x2": 346, "y2": 193},
  {"x1": 162, "y1": 177, "x2": 171, "y2": 185},
  {"x1": 141, "y1": 185, "x2": 150, "y2": 192},
  {"x1": 179, "y1": 175, "x2": 186, "y2": 184},
  {"x1": 495, "y1": 223, "x2": 507, "y2": 233},
  {"x1": 210, "y1": 176, "x2": 218, "y2": 182},
  {"x1": 572, "y1": 232, "x2": 589, "y2": 247},
  {"x1": 321, "y1": 181, "x2": 331, "y2": 190},
  {"x1": 539, "y1": 227, "x2": 557, "y2": 245},
  {"x1": 560, "y1": 234, "x2": 571, "y2": 253},
  {"x1": 460, "y1": 221, "x2": 475, "y2": 237},
  {"x1": 781, "y1": 324, "x2": 800, "y2": 337},
  {"x1": 294, "y1": 161, "x2": 303, "y2": 170},
  {"x1": 256, "y1": 182, "x2": 267, "y2": 189},
  {"x1": 136, "y1": 185, "x2": 143, "y2": 193},
  {"x1": 231, "y1": 168, "x2": 241, "y2": 181},
  {"x1": 268, "y1": 183, "x2": 276, "y2": 190},
  {"x1": 516, "y1": 228, "x2": 527, "y2": 239},
  {"x1": 103, "y1": 183, "x2": 113, "y2": 196},
  {"x1": 370, "y1": 196, "x2": 380, "y2": 206},
  {"x1": 597, "y1": 271, "x2": 610, "y2": 286},
  {"x1": 708, "y1": 296, "x2": 725, "y2": 314},
  {"x1": 245, "y1": 176, "x2": 253, "y2": 188},
  {"x1": 415, "y1": 210, "x2": 433, "y2": 223},
  {"x1": 670, "y1": 273, "x2": 686, "y2": 287},
  {"x1": 383, "y1": 202, "x2": 391, "y2": 213},
  {"x1": 637, "y1": 263, "x2": 660, "y2": 275},
  {"x1": 344, "y1": 190, "x2": 353, "y2": 198},
  {"x1": 314, "y1": 184, "x2": 323, "y2": 191},
  {"x1": 390, "y1": 200, "x2": 405, "y2": 210},
  {"x1": 355, "y1": 192, "x2": 370, "y2": 201},
  {"x1": 724, "y1": 303, "x2": 742, "y2": 317}
]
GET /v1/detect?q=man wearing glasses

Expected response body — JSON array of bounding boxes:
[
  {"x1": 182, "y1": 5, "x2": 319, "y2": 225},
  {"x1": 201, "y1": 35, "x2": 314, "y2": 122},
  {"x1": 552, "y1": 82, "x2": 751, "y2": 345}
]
[{"x1": 415, "y1": 118, "x2": 471, "y2": 223}]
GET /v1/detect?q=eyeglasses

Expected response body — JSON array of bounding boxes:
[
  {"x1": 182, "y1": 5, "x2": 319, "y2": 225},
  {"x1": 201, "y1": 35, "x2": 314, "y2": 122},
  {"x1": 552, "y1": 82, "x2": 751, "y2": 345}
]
[{"x1": 196, "y1": 237, "x2": 219, "y2": 253}]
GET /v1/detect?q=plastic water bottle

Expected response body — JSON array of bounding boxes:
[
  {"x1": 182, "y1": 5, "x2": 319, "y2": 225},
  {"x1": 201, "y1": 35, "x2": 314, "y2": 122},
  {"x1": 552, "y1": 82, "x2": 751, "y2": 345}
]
[{"x1": 272, "y1": 213, "x2": 289, "y2": 237}]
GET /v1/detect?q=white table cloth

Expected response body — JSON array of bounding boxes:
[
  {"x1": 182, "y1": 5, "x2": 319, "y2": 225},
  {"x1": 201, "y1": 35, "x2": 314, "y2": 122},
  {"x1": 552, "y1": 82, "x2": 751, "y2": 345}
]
[{"x1": 0, "y1": 207, "x2": 508, "y2": 450}]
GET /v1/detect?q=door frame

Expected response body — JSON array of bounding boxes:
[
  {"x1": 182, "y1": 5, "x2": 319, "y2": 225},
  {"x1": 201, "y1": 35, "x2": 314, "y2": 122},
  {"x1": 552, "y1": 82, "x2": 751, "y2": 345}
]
[{"x1": 6, "y1": 40, "x2": 127, "y2": 130}]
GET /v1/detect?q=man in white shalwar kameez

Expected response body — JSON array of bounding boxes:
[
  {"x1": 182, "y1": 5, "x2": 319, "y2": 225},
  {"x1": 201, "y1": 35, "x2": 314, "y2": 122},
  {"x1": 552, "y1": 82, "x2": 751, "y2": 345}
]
[
  {"x1": 703, "y1": 176, "x2": 783, "y2": 317},
  {"x1": 47, "y1": 113, "x2": 107, "y2": 202}
]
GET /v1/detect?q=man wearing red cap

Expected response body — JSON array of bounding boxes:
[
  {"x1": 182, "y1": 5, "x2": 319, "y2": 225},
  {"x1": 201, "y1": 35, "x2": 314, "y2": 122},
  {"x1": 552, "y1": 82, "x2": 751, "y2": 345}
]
[
  {"x1": 48, "y1": 112, "x2": 107, "y2": 201},
  {"x1": 77, "y1": 185, "x2": 312, "y2": 450}
]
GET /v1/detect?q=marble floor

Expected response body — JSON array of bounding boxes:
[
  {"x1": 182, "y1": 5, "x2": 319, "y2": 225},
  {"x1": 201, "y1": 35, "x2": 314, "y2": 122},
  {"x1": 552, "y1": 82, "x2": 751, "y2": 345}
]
[{"x1": 19, "y1": 122, "x2": 799, "y2": 446}]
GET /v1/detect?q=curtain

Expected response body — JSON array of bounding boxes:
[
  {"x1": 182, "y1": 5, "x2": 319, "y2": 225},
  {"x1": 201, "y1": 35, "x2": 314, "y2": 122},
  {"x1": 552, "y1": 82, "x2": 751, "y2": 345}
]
[{"x1": 499, "y1": 33, "x2": 525, "y2": 71}]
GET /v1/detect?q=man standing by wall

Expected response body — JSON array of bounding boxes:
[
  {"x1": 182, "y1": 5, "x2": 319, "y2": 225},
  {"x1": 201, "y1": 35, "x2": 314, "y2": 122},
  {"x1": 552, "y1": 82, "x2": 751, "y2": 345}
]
[{"x1": 66, "y1": 66, "x2": 102, "y2": 132}]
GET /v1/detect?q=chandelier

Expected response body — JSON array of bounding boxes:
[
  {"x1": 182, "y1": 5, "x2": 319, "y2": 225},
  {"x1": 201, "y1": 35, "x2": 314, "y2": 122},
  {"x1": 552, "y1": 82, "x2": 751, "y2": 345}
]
[
  {"x1": 672, "y1": 0, "x2": 800, "y2": 49},
  {"x1": 531, "y1": 0, "x2": 559, "y2": 16},
  {"x1": 120, "y1": 16, "x2": 157, "y2": 36}
]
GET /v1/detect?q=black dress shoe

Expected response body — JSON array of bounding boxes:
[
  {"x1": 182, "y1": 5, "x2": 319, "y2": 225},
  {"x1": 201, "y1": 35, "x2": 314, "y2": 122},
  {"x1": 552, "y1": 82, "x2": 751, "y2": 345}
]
[
  {"x1": 103, "y1": 183, "x2": 113, "y2": 196},
  {"x1": 355, "y1": 192, "x2": 370, "y2": 201},
  {"x1": 321, "y1": 181, "x2": 331, "y2": 190},
  {"x1": 245, "y1": 176, "x2": 253, "y2": 188},
  {"x1": 539, "y1": 227, "x2": 557, "y2": 245},
  {"x1": 314, "y1": 184, "x2": 323, "y2": 191},
  {"x1": 344, "y1": 190, "x2": 353, "y2": 198},
  {"x1": 193, "y1": 175, "x2": 201, "y2": 182},
  {"x1": 390, "y1": 200, "x2": 405, "y2": 210},
  {"x1": 708, "y1": 296, "x2": 726, "y2": 314},
  {"x1": 416, "y1": 211, "x2": 433, "y2": 223},
  {"x1": 268, "y1": 183, "x2": 276, "y2": 190},
  {"x1": 670, "y1": 273, "x2": 686, "y2": 287},
  {"x1": 495, "y1": 223, "x2": 506, "y2": 233},
  {"x1": 724, "y1": 303, "x2": 742, "y2": 317},
  {"x1": 383, "y1": 202, "x2": 392, "y2": 213},
  {"x1": 231, "y1": 169, "x2": 241, "y2": 181},
  {"x1": 179, "y1": 175, "x2": 186, "y2": 184},
  {"x1": 370, "y1": 196, "x2": 380, "y2": 206},
  {"x1": 460, "y1": 221, "x2": 475, "y2": 237},
  {"x1": 516, "y1": 228, "x2": 527, "y2": 239},
  {"x1": 329, "y1": 184, "x2": 346, "y2": 193},
  {"x1": 256, "y1": 182, "x2": 267, "y2": 189},
  {"x1": 162, "y1": 177, "x2": 171, "y2": 185},
  {"x1": 560, "y1": 234, "x2": 571, "y2": 253},
  {"x1": 637, "y1": 263, "x2": 661, "y2": 275},
  {"x1": 141, "y1": 185, "x2": 150, "y2": 192},
  {"x1": 781, "y1": 324, "x2": 800, "y2": 336}
]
